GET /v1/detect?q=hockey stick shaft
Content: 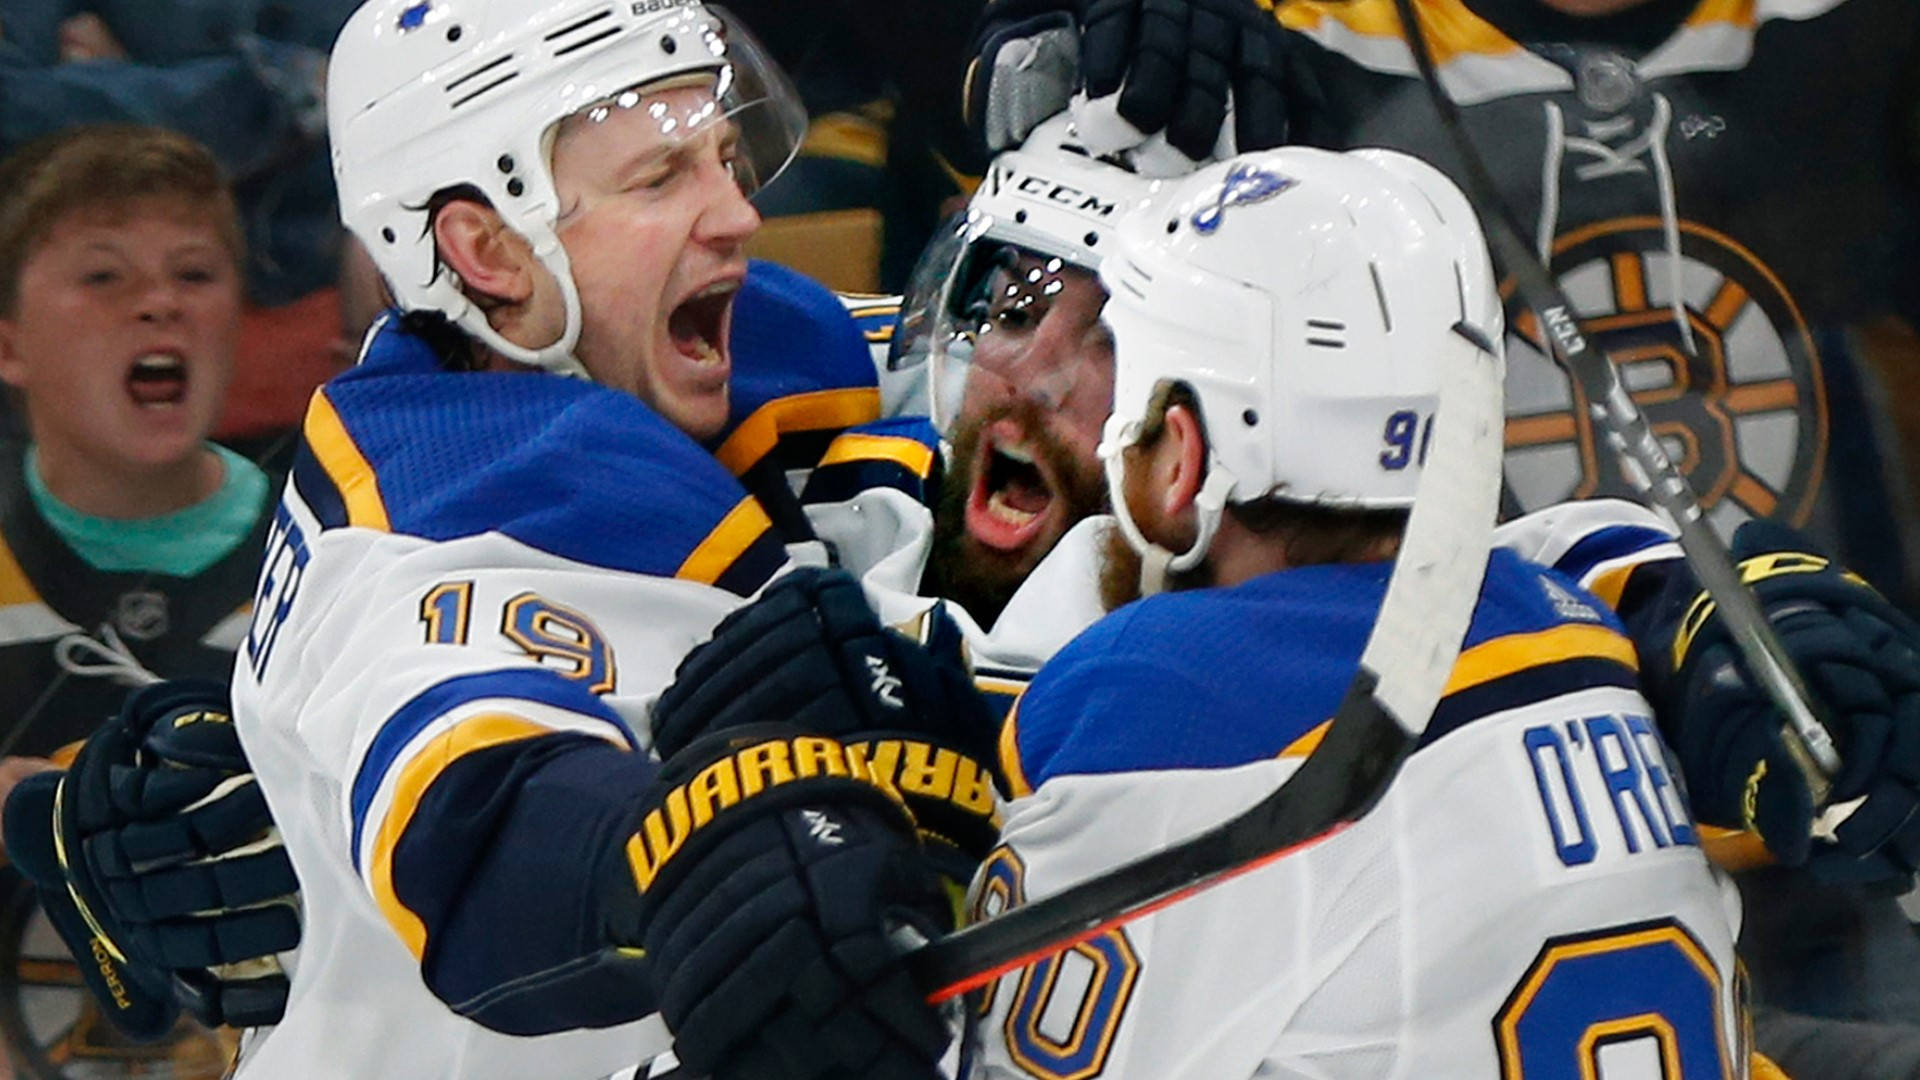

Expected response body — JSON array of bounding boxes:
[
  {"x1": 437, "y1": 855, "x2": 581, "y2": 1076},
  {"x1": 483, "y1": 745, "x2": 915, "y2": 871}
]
[
  {"x1": 1389, "y1": 0, "x2": 1840, "y2": 800},
  {"x1": 908, "y1": 301, "x2": 1505, "y2": 1002},
  {"x1": 908, "y1": 682, "x2": 1399, "y2": 1001}
]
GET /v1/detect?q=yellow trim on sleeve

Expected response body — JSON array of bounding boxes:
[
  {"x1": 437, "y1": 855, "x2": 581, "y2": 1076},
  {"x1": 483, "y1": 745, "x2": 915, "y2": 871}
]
[
  {"x1": 304, "y1": 390, "x2": 391, "y2": 530},
  {"x1": 999, "y1": 695, "x2": 1034, "y2": 799},
  {"x1": 1685, "y1": 0, "x2": 1757, "y2": 31},
  {"x1": 1276, "y1": 0, "x2": 1525, "y2": 66},
  {"x1": 1278, "y1": 720, "x2": 1332, "y2": 760},
  {"x1": 0, "y1": 532, "x2": 43, "y2": 607},
  {"x1": 1699, "y1": 824, "x2": 1777, "y2": 871},
  {"x1": 818, "y1": 433, "x2": 936, "y2": 478},
  {"x1": 675, "y1": 496, "x2": 774, "y2": 587},
  {"x1": 369, "y1": 713, "x2": 617, "y2": 959},
  {"x1": 712, "y1": 387, "x2": 882, "y2": 477},
  {"x1": 1585, "y1": 564, "x2": 1636, "y2": 610},
  {"x1": 1442, "y1": 623, "x2": 1639, "y2": 697},
  {"x1": 1752, "y1": 1052, "x2": 1792, "y2": 1080}
]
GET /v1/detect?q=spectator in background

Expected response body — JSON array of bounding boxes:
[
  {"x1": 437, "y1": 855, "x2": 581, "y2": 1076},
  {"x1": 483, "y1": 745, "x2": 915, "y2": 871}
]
[
  {"x1": 0, "y1": 123, "x2": 272, "y2": 837},
  {"x1": 0, "y1": 0, "x2": 362, "y2": 458},
  {"x1": 0, "y1": 123, "x2": 271, "y2": 1078}
]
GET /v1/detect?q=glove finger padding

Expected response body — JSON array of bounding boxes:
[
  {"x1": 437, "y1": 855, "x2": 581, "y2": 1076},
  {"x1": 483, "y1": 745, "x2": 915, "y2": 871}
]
[
  {"x1": 20, "y1": 679, "x2": 298, "y2": 1030},
  {"x1": 653, "y1": 569, "x2": 1005, "y2": 873},
  {"x1": 1675, "y1": 637, "x2": 1818, "y2": 866},
  {"x1": 1232, "y1": 1, "x2": 1291, "y2": 150},
  {"x1": 1075, "y1": 0, "x2": 1291, "y2": 163},
  {"x1": 1642, "y1": 520, "x2": 1920, "y2": 886},
  {"x1": 4, "y1": 772, "x2": 183, "y2": 1041}
]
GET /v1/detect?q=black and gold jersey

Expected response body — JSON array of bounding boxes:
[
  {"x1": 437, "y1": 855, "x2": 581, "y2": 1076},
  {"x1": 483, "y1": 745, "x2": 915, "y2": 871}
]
[{"x1": 1277, "y1": 0, "x2": 1920, "y2": 605}]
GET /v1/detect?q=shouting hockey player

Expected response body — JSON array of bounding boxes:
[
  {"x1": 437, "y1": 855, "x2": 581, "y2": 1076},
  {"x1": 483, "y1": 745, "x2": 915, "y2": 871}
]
[
  {"x1": 657, "y1": 145, "x2": 1775, "y2": 1079},
  {"x1": 964, "y1": 0, "x2": 1920, "y2": 1064},
  {"x1": 0, "y1": 0, "x2": 999, "y2": 1077},
  {"x1": 20, "y1": 100, "x2": 1920, "y2": 1078},
  {"x1": 968, "y1": 142, "x2": 1751, "y2": 1079}
]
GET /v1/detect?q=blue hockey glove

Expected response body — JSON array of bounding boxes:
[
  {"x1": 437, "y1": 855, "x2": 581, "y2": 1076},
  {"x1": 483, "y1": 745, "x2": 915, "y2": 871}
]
[
  {"x1": 608, "y1": 726, "x2": 953, "y2": 1080},
  {"x1": 653, "y1": 567, "x2": 1003, "y2": 880},
  {"x1": 2, "y1": 680, "x2": 299, "y2": 1034},
  {"x1": 1638, "y1": 522, "x2": 1920, "y2": 888}
]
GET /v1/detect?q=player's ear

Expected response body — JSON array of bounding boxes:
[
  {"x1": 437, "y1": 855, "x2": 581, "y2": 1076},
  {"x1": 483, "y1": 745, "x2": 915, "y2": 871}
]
[
  {"x1": 1157, "y1": 403, "x2": 1210, "y2": 518},
  {"x1": 432, "y1": 200, "x2": 537, "y2": 306}
]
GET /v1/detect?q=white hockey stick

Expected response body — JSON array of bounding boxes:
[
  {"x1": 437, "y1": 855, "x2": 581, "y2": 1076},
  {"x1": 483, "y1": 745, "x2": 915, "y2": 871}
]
[
  {"x1": 1387, "y1": 0, "x2": 1841, "y2": 804},
  {"x1": 907, "y1": 303, "x2": 1507, "y2": 1001}
]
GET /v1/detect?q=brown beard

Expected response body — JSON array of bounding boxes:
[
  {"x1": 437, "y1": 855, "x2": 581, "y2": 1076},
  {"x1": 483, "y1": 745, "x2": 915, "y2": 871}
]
[
  {"x1": 927, "y1": 397, "x2": 1107, "y2": 630},
  {"x1": 1098, "y1": 520, "x2": 1215, "y2": 611},
  {"x1": 1098, "y1": 448, "x2": 1212, "y2": 611},
  {"x1": 1099, "y1": 524, "x2": 1145, "y2": 611}
]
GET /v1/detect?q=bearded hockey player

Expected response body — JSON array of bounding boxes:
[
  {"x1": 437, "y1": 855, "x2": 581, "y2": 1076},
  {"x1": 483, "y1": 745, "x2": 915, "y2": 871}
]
[{"x1": 965, "y1": 146, "x2": 1757, "y2": 1079}]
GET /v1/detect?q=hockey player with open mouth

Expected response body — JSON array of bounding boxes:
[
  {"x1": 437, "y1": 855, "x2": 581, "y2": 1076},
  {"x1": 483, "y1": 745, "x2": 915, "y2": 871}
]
[
  {"x1": 12, "y1": 1, "x2": 1920, "y2": 1073},
  {"x1": 2, "y1": 0, "x2": 994, "y2": 1077}
]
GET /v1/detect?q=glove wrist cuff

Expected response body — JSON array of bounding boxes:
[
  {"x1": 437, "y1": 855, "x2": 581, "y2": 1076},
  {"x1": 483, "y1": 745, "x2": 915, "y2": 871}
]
[{"x1": 622, "y1": 728, "x2": 917, "y2": 911}]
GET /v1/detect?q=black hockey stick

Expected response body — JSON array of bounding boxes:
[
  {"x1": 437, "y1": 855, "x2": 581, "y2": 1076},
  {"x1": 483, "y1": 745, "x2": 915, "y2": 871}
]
[
  {"x1": 1386, "y1": 0, "x2": 1841, "y2": 803},
  {"x1": 906, "y1": 304, "x2": 1507, "y2": 1002}
]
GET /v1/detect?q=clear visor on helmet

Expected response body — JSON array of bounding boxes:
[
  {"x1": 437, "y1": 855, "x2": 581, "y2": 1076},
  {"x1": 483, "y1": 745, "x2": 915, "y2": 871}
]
[
  {"x1": 545, "y1": 6, "x2": 806, "y2": 210},
  {"x1": 894, "y1": 212, "x2": 1115, "y2": 435}
]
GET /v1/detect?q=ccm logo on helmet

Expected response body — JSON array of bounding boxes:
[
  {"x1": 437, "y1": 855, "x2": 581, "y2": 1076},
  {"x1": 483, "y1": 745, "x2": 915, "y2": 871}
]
[{"x1": 1009, "y1": 172, "x2": 1118, "y2": 218}]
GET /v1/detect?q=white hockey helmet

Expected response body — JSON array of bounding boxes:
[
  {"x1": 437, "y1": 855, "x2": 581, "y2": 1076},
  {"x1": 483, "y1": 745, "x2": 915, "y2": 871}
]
[
  {"x1": 892, "y1": 112, "x2": 1152, "y2": 432},
  {"x1": 1097, "y1": 146, "x2": 1504, "y2": 574},
  {"x1": 328, "y1": 0, "x2": 806, "y2": 374}
]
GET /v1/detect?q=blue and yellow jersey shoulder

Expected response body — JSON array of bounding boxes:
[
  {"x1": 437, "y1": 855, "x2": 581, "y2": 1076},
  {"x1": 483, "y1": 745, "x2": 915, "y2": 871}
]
[
  {"x1": 1001, "y1": 549, "x2": 1640, "y2": 797},
  {"x1": 291, "y1": 318, "x2": 785, "y2": 597},
  {"x1": 840, "y1": 293, "x2": 903, "y2": 350},
  {"x1": 711, "y1": 259, "x2": 883, "y2": 481},
  {"x1": 800, "y1": 416, "x2": 942, "y2": 510},
  {"x1": 708, "y1": 260, "x2": 887, "y2": 539}
]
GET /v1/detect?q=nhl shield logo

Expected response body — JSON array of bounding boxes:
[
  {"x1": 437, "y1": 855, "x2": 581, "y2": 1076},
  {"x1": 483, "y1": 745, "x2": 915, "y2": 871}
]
[{"x1": 114, "y1": 590, "x2": 170, "y2": 642}]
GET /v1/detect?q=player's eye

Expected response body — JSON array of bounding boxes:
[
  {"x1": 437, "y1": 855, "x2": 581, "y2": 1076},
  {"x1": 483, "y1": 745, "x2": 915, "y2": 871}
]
[
  {"x1": 993, "y1": 306, "x2": 1034, "y2": 331},
  {"x1": 630, "y1": 165, "x2": 675, "y2": 191},
  {"x1": 81, "y1": 267, "x2": 121, "y2": 287}
]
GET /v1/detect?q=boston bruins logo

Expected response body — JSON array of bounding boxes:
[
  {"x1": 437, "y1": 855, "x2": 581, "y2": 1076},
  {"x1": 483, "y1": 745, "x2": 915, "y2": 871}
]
[{"x1": 1500, "y1": 217, "x2": 1827, "y2": 534}]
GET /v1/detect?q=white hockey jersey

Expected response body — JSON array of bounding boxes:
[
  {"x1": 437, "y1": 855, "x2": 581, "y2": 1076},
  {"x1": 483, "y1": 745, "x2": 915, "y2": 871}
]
[
  {"x1": 227, "y1": 255, "x2": 891, "y2": 1080},
  {"x1": 970, "y1": 547, "x2": 1747, "y2": 1080},
  {"x1": 230, "y1": 315, "x2": 801, "y2": 1078}
]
